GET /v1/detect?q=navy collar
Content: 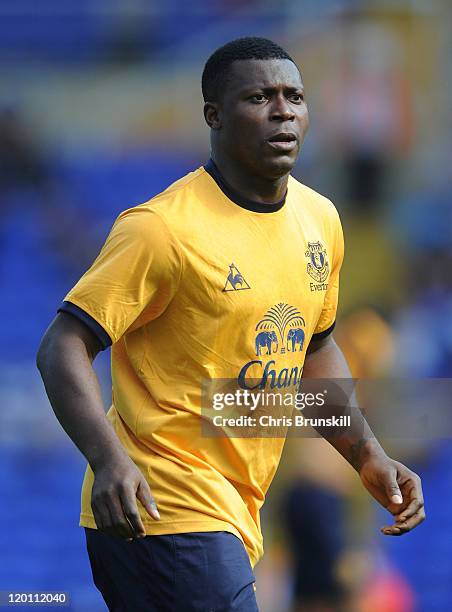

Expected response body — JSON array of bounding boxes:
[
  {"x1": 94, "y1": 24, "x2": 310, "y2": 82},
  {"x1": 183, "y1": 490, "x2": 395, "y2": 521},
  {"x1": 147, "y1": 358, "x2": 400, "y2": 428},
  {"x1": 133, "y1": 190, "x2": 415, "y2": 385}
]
[{"x1": 204, "y1": 159, "x2": 287, "y2": 213}]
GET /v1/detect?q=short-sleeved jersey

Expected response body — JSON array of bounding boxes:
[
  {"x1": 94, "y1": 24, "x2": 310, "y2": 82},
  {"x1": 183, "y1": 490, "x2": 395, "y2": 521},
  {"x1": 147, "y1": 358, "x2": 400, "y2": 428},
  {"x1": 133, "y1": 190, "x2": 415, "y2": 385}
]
[{"x1": 60, "y1": 161, "x2": 344, "y2": 567}]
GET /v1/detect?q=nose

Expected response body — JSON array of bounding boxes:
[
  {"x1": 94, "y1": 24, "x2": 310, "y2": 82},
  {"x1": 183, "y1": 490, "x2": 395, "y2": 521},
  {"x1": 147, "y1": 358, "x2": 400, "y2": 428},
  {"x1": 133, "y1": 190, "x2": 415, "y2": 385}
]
[{"x1": 270, "y1": 94, "x2": 295, "y2": 122}]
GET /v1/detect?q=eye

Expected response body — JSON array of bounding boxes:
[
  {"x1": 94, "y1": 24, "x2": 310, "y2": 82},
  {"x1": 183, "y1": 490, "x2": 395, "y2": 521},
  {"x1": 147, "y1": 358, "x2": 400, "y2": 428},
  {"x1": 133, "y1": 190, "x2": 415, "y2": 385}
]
[
  {"x1": 289, "y1": 93, "x2": 304, "y2": 103},
  {"x1": 249, "y1": 94, "x2": 267, "y2": 103}
]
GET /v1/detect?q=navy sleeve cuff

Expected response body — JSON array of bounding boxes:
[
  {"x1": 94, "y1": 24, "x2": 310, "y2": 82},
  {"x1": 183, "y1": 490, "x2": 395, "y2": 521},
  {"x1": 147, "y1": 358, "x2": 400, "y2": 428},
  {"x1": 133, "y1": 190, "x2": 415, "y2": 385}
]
[
  {"x1": 311, "y1": 321, "x2": 336, "y2": 341},
  {"x1": 57, "y1": 301, "x2": 112, "y2": 350}
]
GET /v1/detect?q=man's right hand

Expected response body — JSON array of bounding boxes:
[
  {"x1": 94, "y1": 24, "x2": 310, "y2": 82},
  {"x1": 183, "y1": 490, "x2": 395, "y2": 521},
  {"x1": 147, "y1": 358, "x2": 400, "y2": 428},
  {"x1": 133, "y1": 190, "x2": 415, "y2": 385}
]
[{"x1": 91, "y1": 455, "x2": 160, "y2": 541}]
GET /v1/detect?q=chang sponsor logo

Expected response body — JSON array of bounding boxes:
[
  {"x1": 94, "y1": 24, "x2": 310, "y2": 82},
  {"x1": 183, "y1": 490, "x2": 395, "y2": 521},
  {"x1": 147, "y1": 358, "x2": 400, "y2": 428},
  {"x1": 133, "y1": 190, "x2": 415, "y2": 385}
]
[
  {"x1": 238, "y1": 303, "x2": 306, "y2": 390},
  {"x1": 238, "y1": 359, "x2": 303, "y2": 390}
]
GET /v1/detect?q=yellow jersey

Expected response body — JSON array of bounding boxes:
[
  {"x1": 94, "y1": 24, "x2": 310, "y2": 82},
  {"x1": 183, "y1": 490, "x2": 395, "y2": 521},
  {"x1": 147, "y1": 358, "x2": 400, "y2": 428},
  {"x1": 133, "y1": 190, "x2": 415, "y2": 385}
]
[{"x1": 59, "y1": 160, "x2": 344, "y2": 567}]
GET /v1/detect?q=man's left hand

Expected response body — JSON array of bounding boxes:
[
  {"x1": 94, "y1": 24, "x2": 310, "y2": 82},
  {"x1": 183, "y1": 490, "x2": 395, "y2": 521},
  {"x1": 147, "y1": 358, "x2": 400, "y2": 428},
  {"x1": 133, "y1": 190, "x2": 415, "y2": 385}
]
[{"x1": 359, "y1": 456, "x2": 426, "y2": 536}]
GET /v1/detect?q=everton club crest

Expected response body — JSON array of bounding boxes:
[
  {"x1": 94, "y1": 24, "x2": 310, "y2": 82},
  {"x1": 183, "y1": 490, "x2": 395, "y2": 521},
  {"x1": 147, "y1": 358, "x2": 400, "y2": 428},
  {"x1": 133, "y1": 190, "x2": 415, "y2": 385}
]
[{"x1": 305, "y1": 241, "x2": 329, "y2": 286}]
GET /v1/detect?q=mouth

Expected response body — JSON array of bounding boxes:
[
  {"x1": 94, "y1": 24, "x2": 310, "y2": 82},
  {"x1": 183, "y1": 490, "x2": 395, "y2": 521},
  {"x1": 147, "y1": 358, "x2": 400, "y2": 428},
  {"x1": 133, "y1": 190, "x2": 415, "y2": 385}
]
[{"x1": 266, "y1": 132, "x2": 298, "y2": 152}]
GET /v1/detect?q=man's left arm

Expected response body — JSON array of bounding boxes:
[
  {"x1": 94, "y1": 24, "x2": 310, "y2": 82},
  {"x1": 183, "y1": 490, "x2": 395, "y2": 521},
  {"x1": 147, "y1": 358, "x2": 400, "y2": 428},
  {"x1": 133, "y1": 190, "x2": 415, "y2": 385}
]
[{"x1": 302, "y1": 334, "x2": 426, "y2": 536}]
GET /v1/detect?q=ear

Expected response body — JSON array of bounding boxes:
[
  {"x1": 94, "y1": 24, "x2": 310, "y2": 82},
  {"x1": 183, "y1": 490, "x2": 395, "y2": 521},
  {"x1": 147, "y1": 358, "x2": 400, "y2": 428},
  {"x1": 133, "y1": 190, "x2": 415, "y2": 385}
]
[{"x1": 203, "y1": 102, "x2": 222, "y2": 130}]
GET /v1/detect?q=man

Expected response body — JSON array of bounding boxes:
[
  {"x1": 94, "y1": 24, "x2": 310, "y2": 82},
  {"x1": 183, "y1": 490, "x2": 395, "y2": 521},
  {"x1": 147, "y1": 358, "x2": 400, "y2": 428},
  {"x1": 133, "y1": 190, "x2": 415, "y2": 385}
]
[{"x1": 37, "y1": 37, "x2": 425, "y2": 611}]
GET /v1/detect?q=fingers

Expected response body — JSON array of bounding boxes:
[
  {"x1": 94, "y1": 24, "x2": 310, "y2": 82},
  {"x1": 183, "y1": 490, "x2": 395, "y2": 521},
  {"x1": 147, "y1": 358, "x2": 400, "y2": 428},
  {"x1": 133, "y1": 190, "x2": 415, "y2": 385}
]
[
  {"x1": 396, "y1": 507, "x2": 426, "y2": 532},
  {"x1": 92, "y1": 479, "x2": 159, "y2": 540},
  {"x1": 382, "y1": 471, "x2": 426, "y2": 536},
  {"x1": 107, "y1": 492, "x2": 136, "y2": 540},
  {"x1": 383, "y1": 472, "x2": 403, "y2": 506},
  {"x1": 381, "y1": 524, "x2": 403, "y2": 536},
  {"x1": 92, "y1": 489, "x2": 135, "y2": 540},
  {"x1": 381, "y1": 506, "x2": 426, "y2": 536},
  {"x1": 92, "y1": 498, "x2": 110, "y2": 532},
  {"x1": 120, "y1": 484, "x2": 147, "y2": 538},
  {"x1": 396, "y1": 473, "x2": 424, "y2": 520},
  {"x1": 136, "y1": 479, "x2": 160, "y2": 520},
  {"x1": 395, "y1": 497, "x2": 424, "y2": 523},
  {"x1": 90, "y1": 461, "x2": 160, "y2": 540}
]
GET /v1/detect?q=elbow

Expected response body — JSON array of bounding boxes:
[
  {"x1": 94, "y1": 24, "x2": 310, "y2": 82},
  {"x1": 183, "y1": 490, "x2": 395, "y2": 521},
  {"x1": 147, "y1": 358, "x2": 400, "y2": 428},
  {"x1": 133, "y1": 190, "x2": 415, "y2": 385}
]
[
  {"x1": 36, "y1": 313, "x2": 99, "y2": 374},
  {"x1": 36, "y1": 335, "x2": 49, "y2": 374},
  {"x1": 36, "y1": 329, "x2": 56, "y2": 375}
]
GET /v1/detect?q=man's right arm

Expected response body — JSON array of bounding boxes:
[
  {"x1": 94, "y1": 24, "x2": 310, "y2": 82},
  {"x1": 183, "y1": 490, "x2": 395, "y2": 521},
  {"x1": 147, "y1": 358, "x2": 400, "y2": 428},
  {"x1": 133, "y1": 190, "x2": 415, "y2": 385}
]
[{"x1": 36, "y1": 312, "x2": 160, "y2": 540}]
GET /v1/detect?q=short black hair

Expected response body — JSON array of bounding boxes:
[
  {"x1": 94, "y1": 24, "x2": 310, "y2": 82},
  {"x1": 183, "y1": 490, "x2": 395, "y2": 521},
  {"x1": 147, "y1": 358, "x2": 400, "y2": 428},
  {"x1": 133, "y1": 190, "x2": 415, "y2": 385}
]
[{"x1": 202, "y1": 37, "x2": 297, "y2": 103}]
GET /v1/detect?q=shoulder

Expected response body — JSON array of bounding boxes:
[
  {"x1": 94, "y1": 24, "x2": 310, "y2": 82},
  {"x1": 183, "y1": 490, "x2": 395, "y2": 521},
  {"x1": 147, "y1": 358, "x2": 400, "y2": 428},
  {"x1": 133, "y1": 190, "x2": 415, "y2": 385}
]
[
  {"x1": 288, "y1": 176, "x2": 344, "y2": 268},
  {"x1": 113, "y1": 165, "x2": 210, "y2": 237},
  {"x1": 138, "y1": 165, "x2": 210, "y2": 216},
  {"x1": 288, "y1": 175, "x2": 341, "y2": 224}
]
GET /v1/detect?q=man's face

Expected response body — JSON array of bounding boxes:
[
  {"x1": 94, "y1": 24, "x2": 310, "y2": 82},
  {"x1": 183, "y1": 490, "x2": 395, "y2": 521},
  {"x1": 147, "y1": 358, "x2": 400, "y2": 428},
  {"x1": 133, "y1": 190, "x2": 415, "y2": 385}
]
[{"x1": 209, "y1": 59, "x2": 309, "y2": 179}]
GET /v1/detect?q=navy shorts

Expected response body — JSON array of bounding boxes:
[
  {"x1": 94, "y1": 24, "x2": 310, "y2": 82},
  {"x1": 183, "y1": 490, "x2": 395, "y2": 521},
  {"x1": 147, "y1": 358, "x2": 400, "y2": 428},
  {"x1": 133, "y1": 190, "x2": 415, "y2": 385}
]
[{"x1": 85, "y1": 528, "x2": 258, "y2": 612}]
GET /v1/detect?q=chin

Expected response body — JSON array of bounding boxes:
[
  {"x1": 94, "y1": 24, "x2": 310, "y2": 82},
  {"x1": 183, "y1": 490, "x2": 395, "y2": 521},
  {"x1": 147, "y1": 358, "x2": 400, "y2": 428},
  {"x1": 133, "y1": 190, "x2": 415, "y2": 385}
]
[{"x1": 260, "y1": 154, "x2": 297, "y2": 179}]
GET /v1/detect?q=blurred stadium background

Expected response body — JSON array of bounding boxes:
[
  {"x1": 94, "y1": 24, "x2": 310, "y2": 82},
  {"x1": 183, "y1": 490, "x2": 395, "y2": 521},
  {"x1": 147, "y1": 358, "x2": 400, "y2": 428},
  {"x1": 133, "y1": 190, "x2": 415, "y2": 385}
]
[{"x1": 1, "y1": 0, "x2": 451, "y2": 610}]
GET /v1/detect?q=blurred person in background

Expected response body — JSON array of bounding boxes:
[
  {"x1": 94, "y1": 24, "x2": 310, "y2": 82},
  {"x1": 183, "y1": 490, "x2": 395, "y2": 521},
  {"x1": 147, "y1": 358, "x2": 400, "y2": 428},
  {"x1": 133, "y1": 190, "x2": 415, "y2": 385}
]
[
  {"x1": 0, "y1": 107, "x2": 48, "y2": 195},
  {"x1": 283, "y1": 468, "x2": 349, "y2": 612},
  {"x1": 281, "y1": 309, "x2": 396, "y2": 612},
  {"x1": 37, "y1": 37, "x2": 425, "y2": 612},
  {"x1": 322, "y1": 20, "x2": 412, "y2": 214},
  {"x1": 0, "y1": 105, "x2": 99, "y2": 276}
]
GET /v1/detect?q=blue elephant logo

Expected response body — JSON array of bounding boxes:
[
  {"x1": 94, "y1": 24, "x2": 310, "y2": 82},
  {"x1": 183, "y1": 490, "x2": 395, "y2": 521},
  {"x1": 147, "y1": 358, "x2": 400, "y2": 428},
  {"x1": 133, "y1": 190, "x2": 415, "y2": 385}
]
[
  {"x1": 255, "y1": 331, "x2": 278, "y2": 356},
  {"x1": 255, "y1": 304, "x2": 305, "y2": 355},
  {"x1": 286, "y1": 328, "x2": 305, "y2": 352}
]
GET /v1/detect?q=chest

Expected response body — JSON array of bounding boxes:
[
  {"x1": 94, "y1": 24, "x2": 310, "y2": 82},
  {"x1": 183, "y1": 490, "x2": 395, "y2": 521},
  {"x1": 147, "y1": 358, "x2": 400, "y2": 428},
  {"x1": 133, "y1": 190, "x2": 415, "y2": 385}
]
[{"x1": 174, "y1": 211, "x2": 331, "y2": 354}]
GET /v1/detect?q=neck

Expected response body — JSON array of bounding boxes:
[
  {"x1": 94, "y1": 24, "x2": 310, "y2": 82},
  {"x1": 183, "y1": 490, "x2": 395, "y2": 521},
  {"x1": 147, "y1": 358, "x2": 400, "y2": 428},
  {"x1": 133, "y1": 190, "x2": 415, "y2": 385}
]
[{"x1": 211, "y1": 151, "x2": 289, "y2": 205}]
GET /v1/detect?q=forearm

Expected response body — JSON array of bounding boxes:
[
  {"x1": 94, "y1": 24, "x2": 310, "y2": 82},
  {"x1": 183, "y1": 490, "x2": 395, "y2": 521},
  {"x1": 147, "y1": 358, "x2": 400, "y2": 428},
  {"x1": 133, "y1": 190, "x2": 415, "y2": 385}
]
[
  {"x1": 37, "y1": 333, "x2": 127, "y2": 470},
  {"x1": 302, "y1": 336, "x2": 386, "y2": 471}
]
